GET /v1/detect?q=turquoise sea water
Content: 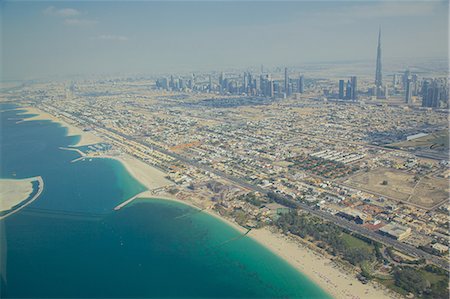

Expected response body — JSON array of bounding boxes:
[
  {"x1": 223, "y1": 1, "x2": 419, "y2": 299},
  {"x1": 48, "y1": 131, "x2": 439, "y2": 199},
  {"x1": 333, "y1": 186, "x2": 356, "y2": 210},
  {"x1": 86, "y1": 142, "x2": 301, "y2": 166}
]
[{"x1": 0, "y1": 105, "x2": 330, "y2": 298}]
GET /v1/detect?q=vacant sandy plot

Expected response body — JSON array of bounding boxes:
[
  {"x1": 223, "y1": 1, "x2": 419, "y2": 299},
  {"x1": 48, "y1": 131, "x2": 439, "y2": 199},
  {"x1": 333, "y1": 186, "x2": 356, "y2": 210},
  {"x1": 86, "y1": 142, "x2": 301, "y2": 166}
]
[
  {"x1": 345, "y1": 168, "x2": 449, "y2": 208},
  {"x1": 345, "y1": 168, "x2": 415, "y2": 200},
  {"x1": 410, "y1": 177, "x2": 449, "y2": 208}
]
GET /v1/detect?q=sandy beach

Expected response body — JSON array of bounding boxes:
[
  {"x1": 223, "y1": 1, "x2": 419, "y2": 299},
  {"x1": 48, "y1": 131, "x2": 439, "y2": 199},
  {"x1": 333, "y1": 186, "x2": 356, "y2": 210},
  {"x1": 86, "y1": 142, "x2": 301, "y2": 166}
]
[
  {"x1": 249, "y1": 228, "x2": 399, "y2": 299},
  {"x1": 0, "y1": 176, "x2": 44, "y2": 219},
  {"x1": 140, "y1": 190, "x2": 397, "y2": 298},
  {"x1": 19, "y1": 107, "x2": 102, "y2": 146},
  {"x1": 19, "y1": 105, "x2": 398, "y2": 299},
  {"x1": 0, "y1": 177, "x2": 35, "y2": 212},
  {"x1": 111, "y1": 154, "x2": 173, "y2": 190}
]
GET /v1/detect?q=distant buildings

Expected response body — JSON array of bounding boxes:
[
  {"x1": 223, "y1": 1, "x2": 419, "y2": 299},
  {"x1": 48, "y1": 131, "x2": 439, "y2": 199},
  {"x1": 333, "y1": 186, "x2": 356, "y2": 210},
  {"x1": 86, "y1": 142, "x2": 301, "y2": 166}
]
[
  {"x1": 421, "y1": 78, "x2": 449, "y2": 108},
  {"x1": 339, "y1": 76, "x2": 358, "y2": 101},
  {"x1": 155, "y1": 68, "x2": 308, "y2": 99}
]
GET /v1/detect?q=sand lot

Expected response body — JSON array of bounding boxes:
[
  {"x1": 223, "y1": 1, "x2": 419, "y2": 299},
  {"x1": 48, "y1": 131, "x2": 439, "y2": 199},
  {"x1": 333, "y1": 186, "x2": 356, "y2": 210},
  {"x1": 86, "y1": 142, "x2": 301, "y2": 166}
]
[{"x1": 344, "y1": 167, "x2": 448, "y2": 209}]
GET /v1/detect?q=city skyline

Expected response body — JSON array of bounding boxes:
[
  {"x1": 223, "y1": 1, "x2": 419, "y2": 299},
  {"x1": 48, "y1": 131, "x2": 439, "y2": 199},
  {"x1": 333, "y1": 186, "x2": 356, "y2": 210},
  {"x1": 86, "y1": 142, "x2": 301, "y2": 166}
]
[{"x1": 2, "y1": 1, "x2": 448, "y2": 80}]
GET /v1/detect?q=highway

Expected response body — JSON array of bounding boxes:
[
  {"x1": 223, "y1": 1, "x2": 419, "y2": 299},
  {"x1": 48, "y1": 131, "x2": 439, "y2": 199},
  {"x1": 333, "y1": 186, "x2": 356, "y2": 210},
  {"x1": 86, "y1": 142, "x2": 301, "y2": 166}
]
[{"x1": 63, "y1": 110, "x2": 449, "y2": 269}]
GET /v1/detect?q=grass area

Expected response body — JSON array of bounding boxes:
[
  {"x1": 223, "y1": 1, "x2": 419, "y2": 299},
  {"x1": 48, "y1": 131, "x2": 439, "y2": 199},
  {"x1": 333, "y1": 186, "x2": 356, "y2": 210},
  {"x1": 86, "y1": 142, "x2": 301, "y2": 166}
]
[
  {"x1": 390, "y1": 129, "x2": 449, "y2": 151},
  {"x1": 420, "y1": 270, "x2": 448, "y2": 284},
  {"x1": 341, "y1": 233, "x2": 374, "y2": 252},
  {"x1": 376, "y1": 278, "x2": 410, "y2": 296}
]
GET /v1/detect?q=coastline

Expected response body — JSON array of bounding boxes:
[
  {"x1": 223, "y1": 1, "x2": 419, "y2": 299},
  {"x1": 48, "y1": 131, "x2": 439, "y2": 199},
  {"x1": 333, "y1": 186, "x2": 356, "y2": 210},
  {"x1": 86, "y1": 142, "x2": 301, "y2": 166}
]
[
  {"x1": 248, "y1": 228, "x2": 398, "y2": 299},
  {"x1": 18, "y1": 107, "x2": 103, "y2": 146},
  {"x1": 20, "y1": 105, "x2": 398, "y2": 299},
  {"x1": 0, "y1": 176, "x2": 44, "y2": 220}
]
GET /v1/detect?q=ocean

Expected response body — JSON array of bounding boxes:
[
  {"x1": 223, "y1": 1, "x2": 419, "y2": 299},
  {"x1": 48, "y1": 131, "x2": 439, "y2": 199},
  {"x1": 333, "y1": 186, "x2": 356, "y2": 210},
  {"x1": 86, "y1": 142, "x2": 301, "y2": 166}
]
[{"x1": 0, "y1": 105, "x2": 330, "y2": 298}]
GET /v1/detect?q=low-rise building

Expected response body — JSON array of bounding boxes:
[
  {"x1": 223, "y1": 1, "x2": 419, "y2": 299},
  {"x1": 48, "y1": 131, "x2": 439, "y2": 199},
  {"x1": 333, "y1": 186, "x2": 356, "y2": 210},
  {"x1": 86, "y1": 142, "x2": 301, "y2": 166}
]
[{"x1": 378, "y1": 222, "x2": 412, "y2": 240}]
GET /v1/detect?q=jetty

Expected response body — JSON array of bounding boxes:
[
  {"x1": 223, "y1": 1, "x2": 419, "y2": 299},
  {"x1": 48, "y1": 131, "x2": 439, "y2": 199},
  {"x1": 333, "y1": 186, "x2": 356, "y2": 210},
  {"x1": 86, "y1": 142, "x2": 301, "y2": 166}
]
[{"x1": 114, "y1": 191, "x2": 147, "y2": 211}]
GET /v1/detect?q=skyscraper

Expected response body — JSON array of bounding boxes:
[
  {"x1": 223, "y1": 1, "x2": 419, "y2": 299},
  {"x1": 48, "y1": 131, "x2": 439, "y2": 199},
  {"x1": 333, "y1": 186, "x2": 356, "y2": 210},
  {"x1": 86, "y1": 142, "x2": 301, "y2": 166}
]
[
  {"x1": 219, "y1": 72, "x2": 224, "y2": 87},
  {"x1": 421, "y1": 79, "x2": 449, "y2": 108},
  {"x1": 208, "y1": 75, "x2": 212, "y2": 92},
  {"x1": 345, "y1": 80, "x2": 352, "y2": 100},
  {"x1": 405, "y1": 78, "x2": 412, "y2": 104},
  {"x1": 298, "y1": 75, "x2": 304, "y2": 93},
  {"x1": 351, "y1": 76, "x2": 358, "y2": 100},
  {"x1": 339, "y1": 80, "x2": 345, "y2": 99},
  {"x1": 284, "y1": 67, "x2": 289, "y2": 96},
  {"x1": 403, "y1": 70, "x2": 410, "y2": 90},
  {"x1": 375, "y1": 28, "x2": 383, "y2": 98}
]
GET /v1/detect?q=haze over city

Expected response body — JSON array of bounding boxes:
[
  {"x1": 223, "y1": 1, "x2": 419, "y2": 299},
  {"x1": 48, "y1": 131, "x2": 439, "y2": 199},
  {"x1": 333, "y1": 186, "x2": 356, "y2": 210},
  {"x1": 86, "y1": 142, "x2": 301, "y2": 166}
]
[{"x1": 2, "y1": 0, "x2": 449, "y2": 79}]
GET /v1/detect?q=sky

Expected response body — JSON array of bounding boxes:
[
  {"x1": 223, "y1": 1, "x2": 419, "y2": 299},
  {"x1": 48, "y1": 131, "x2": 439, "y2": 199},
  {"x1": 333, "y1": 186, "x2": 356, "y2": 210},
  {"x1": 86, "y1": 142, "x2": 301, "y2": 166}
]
[{"x1": 1, "y1": 1, "x2": 448, "y2": 80}]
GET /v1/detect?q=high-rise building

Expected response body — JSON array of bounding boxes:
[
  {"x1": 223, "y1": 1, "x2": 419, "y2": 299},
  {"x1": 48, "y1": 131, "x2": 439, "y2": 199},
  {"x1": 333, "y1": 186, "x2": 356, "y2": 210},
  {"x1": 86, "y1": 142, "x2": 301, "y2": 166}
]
[
  {"x1": 284, "y1": 67, "x2": 289, "y2": 96},
  {"x1": 422, "y1": 79, "x2": 449, "y2": 108},
  {"x1": 268, "y1": 79, "x2": 274, "y2": 98},
  {"x1": 345, "y1": 80, "x2": 352, "y2": 100},
  {"x1": 405, "y1": 78, "x2": 412, "y2": 104},
  {"x1": 179, "y1": 78, "x2": 185, "y2": 90},
  {"x1": 243, "y1": 72, "x2": 248, "y2": 92},
  {"x1": 403, "y1": 70, "x2": 410, "y2": 90},
  {"x1": 169, "y1": 75, "x2": 175, "y2": 90},
  {"x1": 375, "y1": 28, "x2": 383, "y2": 98},
  {"x1": 219, "y1": 72, "x2": 224, "y2": 88},
  {"x1": 339, "y1": 80, "x2": 345, "y2": 99},
  {"x1": 260, "y1": 75, "x2": 266, "y2": 96},
  {"x1": 208, "y1": 75, "x2": 212, "y2": 92},
  {"x1": 298, "y1": 75, "x2": 304, "y2": 93},
  {"x1": 351, "y1": 76, "x2": 358, "y2": 100}
]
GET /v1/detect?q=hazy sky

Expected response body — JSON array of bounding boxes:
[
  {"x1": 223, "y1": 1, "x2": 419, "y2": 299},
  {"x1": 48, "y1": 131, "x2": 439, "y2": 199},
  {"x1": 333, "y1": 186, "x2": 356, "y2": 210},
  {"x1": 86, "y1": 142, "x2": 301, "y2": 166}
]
[{"x1": 1, "y1": 1, "x2": 448, "y2": 80}]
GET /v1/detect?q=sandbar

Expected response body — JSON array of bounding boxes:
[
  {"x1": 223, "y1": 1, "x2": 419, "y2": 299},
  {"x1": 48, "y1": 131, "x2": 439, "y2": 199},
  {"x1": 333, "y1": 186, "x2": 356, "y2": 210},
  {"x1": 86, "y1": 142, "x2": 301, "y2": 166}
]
[{"x1": 0, "y1": 176, "x2": 44, "y2": 219}]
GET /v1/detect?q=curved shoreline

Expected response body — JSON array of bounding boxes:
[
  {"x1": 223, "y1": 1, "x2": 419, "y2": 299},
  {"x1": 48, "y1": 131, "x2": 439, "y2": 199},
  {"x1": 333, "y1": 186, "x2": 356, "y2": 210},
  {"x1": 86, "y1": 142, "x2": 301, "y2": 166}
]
[{"x1": 0, "y1": 176, "x2": 44, "y2": 220}]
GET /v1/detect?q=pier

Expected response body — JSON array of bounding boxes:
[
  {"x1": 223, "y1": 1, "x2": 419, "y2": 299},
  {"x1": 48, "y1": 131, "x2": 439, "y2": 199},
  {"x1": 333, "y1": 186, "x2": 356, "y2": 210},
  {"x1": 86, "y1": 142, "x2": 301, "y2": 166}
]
[{"x1": 113, "y1": 191, "x2": 147, "y2": 211}]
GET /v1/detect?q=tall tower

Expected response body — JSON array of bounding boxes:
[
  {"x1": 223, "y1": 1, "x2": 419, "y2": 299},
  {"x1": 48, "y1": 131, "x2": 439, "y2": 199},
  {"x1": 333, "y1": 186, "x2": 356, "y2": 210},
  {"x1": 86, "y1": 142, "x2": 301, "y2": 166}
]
[
  {"x1": 375, "y1": 27, "x2": 383, "y2": 97},
  {"x1": 284, "y1": 67, "x2": 289, "y2": 95},
  {"x1": 298, "y1": 75, "x2": 304, "y2": 93},
  {"x1": 351, "y1": 76, "x2": 358, "y2": 101},
  {"x1": 339, "y1": 80, "x2": 345, "y2": 99}
]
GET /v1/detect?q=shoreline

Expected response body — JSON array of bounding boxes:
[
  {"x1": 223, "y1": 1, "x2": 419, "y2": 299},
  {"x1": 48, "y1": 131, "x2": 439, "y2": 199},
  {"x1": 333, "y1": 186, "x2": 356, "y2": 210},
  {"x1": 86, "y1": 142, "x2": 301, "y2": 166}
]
[
  {"x1": 19, "y1": 105, "x2": 398, "y2": 299},
  {"x1": 17, "y1": 107, "x2": 103, "y2": 146},
  {"x1": 137, "y1": 192, "x2": 248, "y2": 235},
  {"x1": 0, "y1": 176, "x2": 44, "y2": 220}
]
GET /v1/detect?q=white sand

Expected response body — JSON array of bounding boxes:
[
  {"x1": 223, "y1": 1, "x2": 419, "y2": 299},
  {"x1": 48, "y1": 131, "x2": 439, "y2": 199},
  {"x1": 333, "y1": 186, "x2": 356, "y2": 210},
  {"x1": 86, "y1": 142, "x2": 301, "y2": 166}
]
[
  {"x1": 0, "y1": 176, "x2": 44, "y2": 219},
  {"x1": 249, "y1": 227, "x2": 399, "y2": 299},
  {"x1": 0, "y1": 178, "x2": 34, "y2": 212},
  {"x1": 91, "y1": 154, "x2": 174, "y2": 190},
  {"x1": 19, "y1": 107, "x2": 103, "y2": 146}
]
